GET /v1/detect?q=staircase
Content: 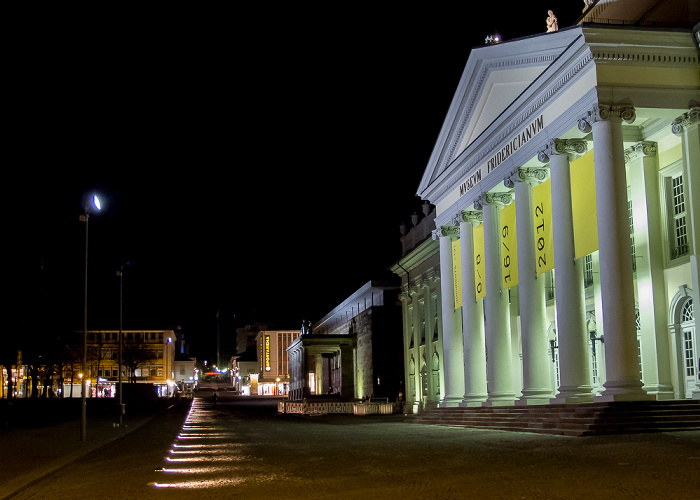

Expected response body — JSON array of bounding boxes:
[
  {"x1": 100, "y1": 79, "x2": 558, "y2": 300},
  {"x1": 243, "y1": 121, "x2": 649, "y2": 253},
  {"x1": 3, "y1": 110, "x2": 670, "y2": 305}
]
[{"x1": 411, "y1": 400, "x2": 700, "y2": 436}]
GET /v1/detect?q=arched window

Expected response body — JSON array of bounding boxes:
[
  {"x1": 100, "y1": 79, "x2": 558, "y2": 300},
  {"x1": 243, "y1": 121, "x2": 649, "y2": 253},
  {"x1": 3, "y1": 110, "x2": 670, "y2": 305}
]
[{"x1": 681, "y1": 300, "x2": 694, "y2": 323}]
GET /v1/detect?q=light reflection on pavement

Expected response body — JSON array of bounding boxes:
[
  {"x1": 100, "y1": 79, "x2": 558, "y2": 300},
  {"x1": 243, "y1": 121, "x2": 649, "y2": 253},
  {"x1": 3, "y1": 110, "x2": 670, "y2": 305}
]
[{"x1": 153, "y1": 398, "x2": 257, "y2": 490}]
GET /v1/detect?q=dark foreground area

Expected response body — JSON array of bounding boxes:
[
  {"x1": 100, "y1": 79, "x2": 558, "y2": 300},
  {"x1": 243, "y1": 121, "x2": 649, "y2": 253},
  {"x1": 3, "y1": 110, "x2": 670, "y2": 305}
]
[{"x1": 2, "y1": 392, "x2": 699, "y2": 499}]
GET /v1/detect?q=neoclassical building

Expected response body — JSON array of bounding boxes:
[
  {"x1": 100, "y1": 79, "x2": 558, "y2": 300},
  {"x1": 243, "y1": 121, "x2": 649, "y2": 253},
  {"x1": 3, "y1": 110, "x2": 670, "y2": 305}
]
[
  {"x1": 416, "y1": 1, "x2": 699, "y2": 408},
  {"x1": 287, "y1": 280, "x2": 404, "y2": 401},
  {"x1": 391, "y1": 204, "x2": 444, "y2": 412}
]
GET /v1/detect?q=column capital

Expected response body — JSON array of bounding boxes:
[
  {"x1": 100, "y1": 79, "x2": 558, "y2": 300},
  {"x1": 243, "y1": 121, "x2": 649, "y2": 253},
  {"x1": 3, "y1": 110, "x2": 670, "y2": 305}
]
[
  {"x1": 671, "y1": 107, "x2": 700, "y2": 136},
  {"x1": 432, "y1": 225, "x2": 459, "y2": 240},
  {"x1": 537, "y1": 138, "x2": 587, "y2": 163},
  {"x1": 473, "y1": 192, "x2": 512, "y2": 210},
  {"x1": 504, "y1": 166, "x2": 549, "y2": 188},
  {"x1": 453, "y1": 210, "x2": 483, "y2": 226},
  {"x1": 624, "y1": 141, "x2": 657, "y2": 164},
  {"x1": 578, "y1": 104, "x2": 636, "y2": 133}
]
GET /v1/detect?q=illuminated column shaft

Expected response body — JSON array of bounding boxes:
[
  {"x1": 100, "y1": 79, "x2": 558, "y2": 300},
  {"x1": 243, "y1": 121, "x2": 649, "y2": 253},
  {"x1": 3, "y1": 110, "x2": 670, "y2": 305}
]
[
  {"x1": 457, "y1": 211, "x2": 488, "y2": 406},
  {"x1": 545, "y1": 139, "x2": 593, "y2": 403},
  {"x1": 476, "y1": 193, "x2": 514, "y2": 406},
  {"x1": 434, "y1": 226, "x2": 465, "y2": 406},
  {"x1": 626, "y1": 141, "x2": 673, "y2": 398},
  {"x1": 507, "y1": 168, "x2": 553, "y2": 405},
  {"x1": 580, "y1": 106, "x2": 652, "y2": 402}
]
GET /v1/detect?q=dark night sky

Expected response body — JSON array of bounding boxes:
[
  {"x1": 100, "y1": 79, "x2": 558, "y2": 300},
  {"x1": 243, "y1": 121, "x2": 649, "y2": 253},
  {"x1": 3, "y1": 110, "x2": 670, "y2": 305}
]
[{"x1": 8, "y1": 3, "x2": 587, "y2": 360}]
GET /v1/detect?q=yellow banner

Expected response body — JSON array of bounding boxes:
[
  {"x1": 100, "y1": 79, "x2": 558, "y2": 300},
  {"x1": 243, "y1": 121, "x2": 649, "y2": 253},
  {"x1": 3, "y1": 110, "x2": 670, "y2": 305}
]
[
  {"x1": 473, "y1": 223, "x2": 485, "y2": 299},
  {"x1": 570, "y1": 150, "x2": 598, "y2": 259},
  {"x1": 532, "y1": 178, "x2": 554, "y2": 274},
  {"x1": 500, "y1": 202, "x2": 518, "y2": 289},
  {"x1": 452, "y1": 238, "x2": 462, "y2": 309}
]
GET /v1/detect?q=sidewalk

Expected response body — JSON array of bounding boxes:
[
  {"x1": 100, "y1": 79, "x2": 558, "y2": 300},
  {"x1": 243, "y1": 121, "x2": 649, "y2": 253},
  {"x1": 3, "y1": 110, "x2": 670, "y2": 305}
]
[{"x1": 0, "y1": 412, "x2": 153, "y2": 499}]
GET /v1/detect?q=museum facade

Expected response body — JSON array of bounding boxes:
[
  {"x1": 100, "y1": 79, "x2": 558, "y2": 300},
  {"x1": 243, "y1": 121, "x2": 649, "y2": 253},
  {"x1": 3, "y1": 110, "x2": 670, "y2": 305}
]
[{"x1": 409, "y1": 3, "x2": 699, "y2": 410}]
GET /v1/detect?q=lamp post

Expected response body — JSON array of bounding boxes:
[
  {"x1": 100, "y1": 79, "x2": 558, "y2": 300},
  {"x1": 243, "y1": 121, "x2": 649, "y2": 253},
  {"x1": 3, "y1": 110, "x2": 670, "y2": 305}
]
[
  {"x1": 80, "y1": 194, "x2": 101, "y2": 442},
  {"x1": 117, "y1": 262, "x2": 130, "y2": 426}
]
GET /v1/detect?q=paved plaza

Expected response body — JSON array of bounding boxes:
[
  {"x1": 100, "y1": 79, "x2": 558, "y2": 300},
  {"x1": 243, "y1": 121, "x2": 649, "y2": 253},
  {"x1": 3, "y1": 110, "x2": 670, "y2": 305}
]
[{"x1": 2, "y1": 393, "x2": 699, "y2": 499}]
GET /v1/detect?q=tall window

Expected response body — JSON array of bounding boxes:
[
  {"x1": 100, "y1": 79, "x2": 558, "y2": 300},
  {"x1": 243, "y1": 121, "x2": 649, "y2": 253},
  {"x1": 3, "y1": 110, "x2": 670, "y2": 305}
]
[
  {"x1": 628, "y1": 197, "x2": 636, "y2": 272},
  {"x1": 671, "y1": 174, "x2": 688, "y2": 259},
  {"x1": 636, "y1": 310, "x2": 643, "y2": 382},
  {"x1": 584, "y1": 254, "x2": 594, "y2": 288},
  {"x1": 661, "y1": 161, "x2": 690, "y2": 264}
]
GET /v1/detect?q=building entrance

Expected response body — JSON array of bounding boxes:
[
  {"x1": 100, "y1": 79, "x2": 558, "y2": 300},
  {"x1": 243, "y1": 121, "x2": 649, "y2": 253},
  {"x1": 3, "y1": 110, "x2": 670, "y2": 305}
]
[{"x1": 681, "y1": 300, "x2": 696, "y2": 398}]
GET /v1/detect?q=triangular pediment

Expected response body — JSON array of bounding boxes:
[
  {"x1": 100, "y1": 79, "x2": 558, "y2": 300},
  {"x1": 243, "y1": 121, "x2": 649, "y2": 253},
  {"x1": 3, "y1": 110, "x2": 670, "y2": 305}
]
[
  {"x1": 457, "y1": 65, "x2": 548, "y2": 155},
  {"x1": 417, "y1": 29, "x2": 582, "y2": 200}
]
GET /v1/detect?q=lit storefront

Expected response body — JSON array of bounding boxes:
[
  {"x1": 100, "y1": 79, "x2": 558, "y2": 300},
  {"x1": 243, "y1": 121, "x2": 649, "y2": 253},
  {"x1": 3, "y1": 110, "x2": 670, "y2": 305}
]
[
  {"x1": 61, "y1": 330, "x2": 177, "y2": 398},
  {"x1": 254, "y1": 330, "x2": 300, "y2": 395}
]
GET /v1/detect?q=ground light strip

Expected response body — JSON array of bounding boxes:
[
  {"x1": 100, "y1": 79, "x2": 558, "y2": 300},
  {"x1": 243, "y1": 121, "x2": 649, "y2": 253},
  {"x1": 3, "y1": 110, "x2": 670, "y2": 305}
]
[{"x1": 153, "y1": 400, "x2": 251, "y2": 490}]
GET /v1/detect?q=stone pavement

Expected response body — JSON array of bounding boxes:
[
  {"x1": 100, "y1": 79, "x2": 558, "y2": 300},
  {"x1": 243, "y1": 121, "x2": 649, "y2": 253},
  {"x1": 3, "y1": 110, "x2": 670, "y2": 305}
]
[
  {"x1": 3, "y1": 395, "x2": 700, "y2": 499},
  {"x1": 0, "y1": 408, "x2": 156, "y2": 499}
]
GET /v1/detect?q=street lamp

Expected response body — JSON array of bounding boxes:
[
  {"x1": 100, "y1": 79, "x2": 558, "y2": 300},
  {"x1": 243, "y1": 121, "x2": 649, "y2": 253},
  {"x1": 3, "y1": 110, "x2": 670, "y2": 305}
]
[
  {"x1": 80, "y1": 194, "x2": 101, "y2": 442},
  {"x1": 117, "y1": 261, "x2": 131, "y2": 426}
]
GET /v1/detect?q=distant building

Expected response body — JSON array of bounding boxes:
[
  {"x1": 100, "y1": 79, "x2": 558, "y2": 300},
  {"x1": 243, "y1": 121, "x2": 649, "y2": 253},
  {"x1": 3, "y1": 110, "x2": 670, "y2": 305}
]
[
  {"x1": 255, "y1": 330, "x2": 300, "y2": 395},
  {"x1": 229, "y1": 349, "x2": 259, "y2": 395},
  {"x1": 287, "y1": 280, "x2": 404, "y2": 401},
  {"x1": 173, "y1": 353, "x2": 197, "y2": 390},
  {"x1": 62, "y1": 330, "x2": 176, "y2": 398}
]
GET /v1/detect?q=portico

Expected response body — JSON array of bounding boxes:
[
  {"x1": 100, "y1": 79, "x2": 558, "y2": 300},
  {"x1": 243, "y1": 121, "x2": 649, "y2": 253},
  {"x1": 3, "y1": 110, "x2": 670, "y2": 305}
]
[{"x1": 417, "y1": 8, "x2": 699, "y2": 407}]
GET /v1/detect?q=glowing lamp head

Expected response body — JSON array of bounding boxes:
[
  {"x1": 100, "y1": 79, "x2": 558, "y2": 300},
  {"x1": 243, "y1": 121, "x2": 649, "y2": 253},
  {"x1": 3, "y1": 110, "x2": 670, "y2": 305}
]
[{"x1": 92, "y1": 195, "x2": 101, "y2": 211}]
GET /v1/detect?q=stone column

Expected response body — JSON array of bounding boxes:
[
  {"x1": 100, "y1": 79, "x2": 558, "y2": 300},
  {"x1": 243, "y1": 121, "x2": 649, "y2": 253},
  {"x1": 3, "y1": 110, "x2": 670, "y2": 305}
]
[
  {"x1": 625, "y1": 141, "x2": 674, "y2": 399},
  {"x1": 433, "y1": 226, "x2": 465, "y2": 407},
  {"x1": 579, "y1": 105, "x2": 652, "y2": 401},
  {"x1": 399, "y1": 288, "x2": 419, "y2": 409},
  {"x1": 672, "y1": 108, "x2": 700, "y2": 399},
  {"x1": 456, "y1": 210, "x2": 488, "y2": 406},
  {"x1": 505, "y1": 167, "x2": 553, "y2": 405},
  {"x1": 539, "y1": 138, "x2": 593, "y2": 403},
  {"x1": 474, "y1": 193, "x2": 515, "y2": 406}
]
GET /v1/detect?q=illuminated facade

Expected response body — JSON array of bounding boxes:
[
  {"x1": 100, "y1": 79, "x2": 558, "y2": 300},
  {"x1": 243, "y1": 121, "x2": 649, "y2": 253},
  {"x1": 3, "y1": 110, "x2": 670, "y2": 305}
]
[
  {"x1": 287, "y1": 280, "x2": 404, "y2": 401},
  {"x1": 254, "y1": 330, "x2": 300, "y2": 395},
  {"x1": 62, "y1": 330, "x2": 176, "y2": 398},
  {"x1": 416, "y1": 1, "x2": 699, "y2": 408},
  {"x1": 391, "y1": 204, "x2": 445, "y2": 413}
]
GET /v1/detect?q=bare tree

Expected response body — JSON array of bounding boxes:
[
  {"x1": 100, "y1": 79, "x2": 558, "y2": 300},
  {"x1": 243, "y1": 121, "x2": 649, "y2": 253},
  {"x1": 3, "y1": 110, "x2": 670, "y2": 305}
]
[{"x1": 122, "y1": 332, "x2": 153, "y2": 383}]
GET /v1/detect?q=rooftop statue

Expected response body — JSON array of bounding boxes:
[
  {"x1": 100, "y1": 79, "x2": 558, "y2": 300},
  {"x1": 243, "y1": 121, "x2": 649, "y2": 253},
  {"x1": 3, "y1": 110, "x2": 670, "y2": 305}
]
[{"x1": 546, "y1": 10, "x2": 559, "y2": 32}]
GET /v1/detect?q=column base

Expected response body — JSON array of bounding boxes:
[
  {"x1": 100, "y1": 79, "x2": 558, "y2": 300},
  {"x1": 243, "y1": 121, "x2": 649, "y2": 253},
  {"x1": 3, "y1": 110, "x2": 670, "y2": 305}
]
[
  {"x1": 460, "y1": 394, "x2": 488, "y2": 407},
  {"x1": 642, "y1": 384, "x2": 675, "y2": 401},
  {"x1": 482, "y1": 394, "x2": 516, "y2": 407},
  {"x1": 516, "y1": 394, "x2": 554, "y2": 406},
  {"x1": 550, "y1": 385, "x2": 594, "y2": 404},
  {"x1": 594, "y1": 381, "x2": 655, "y2": 402},
  {"x1": 439, "y1": 395, "x2": 464, "y2": 408}
]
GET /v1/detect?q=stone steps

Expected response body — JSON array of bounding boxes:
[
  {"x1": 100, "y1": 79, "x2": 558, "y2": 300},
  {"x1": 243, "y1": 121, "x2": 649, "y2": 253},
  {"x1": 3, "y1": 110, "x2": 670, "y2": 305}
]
[{"x1": 410, "y1": 400, "x2": 700, "y2": 436}]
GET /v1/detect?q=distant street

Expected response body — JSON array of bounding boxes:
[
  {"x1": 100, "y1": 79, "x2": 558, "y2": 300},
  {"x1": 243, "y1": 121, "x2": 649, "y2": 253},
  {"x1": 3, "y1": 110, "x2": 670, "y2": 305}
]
[{"x1": 8, "y1": 391, "x2": 700, "y2": 499}]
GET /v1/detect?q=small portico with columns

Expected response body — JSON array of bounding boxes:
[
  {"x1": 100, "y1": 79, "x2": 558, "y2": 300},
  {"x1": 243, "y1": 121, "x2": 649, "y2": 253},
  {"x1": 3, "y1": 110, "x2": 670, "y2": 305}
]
[{"x1": 416, "y1": 5, "x2": 699, "y2": 409}]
